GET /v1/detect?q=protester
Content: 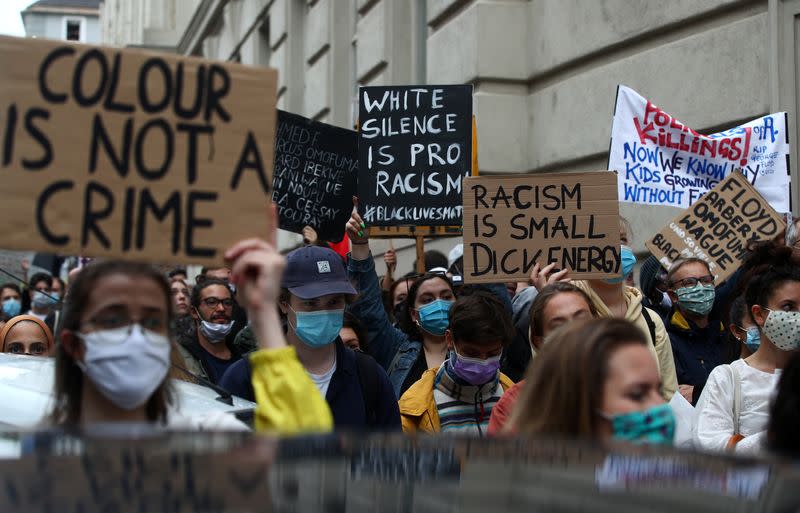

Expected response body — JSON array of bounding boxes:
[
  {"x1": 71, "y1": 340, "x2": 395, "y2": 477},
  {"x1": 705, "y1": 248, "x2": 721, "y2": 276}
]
[
  {"x1": 175, "y1": 278, "x2": 242, "y2": 384},
  {"x1": 341, "y1": 311, "x2": 369, "y2": 352},
  {"x1": 694, "y1": 243, "x2": 800, "y2": 454},
  {"x1": 489, "y1": 282, "x2": 597, "y2": 434},
  {"x1": 398, "y1": 292, "x2": 515, "y2": 435},
  {"x1": 767, "y1": 351, "x2": 800, "y2": 458},
  {"x1": 1, "y1": 315, "x2": 54, "y2": 356},
  {"x1": 571, "y1": 217, "x2": 678, "y2": 400},
  {"x1": 728, "y1": 295, "x2": 758, "y2": 359},
  {"x1": 509, "y1": 318, "x2": 674, "y2": 445},
  {"x1": 639, "y1": 256, "x2": 671, "y2": 320},
  {"x1": 170, "y1": 278, "x2": 191, "y2": 317},
  {"x1": 168, "y1": 267, "x2": 188, "y2": 284},
  {"x1": 26, "y1": 272, "x2": 56, "y2": 324},
  {"x1": 196, "y1": 266, "x2": 232, "y2": 284},
  {"x1": 1, "y1": 284, "x2": 22, "y2": 319},
  {"x1": 219, "y1": 245, "x2": 400, "y2": 430},
  {"x1": 665, "y1": 258, "x2": 740, "y2": 404},
  {"x1": 48, "y1": 229, "x2": 331, "y2": 433},
  {"x1": 387, "y1": 272, "x2": 414, "y2": 324}
]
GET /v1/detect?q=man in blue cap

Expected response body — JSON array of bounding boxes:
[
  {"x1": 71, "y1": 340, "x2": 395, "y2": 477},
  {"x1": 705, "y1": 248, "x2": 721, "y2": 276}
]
[{"x1": 220, "y1": 245, "x2": 400, "y2": 430}]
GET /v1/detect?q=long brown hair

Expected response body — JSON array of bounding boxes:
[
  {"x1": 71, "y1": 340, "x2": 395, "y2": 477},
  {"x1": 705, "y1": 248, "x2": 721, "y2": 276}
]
[
  {"x1": 508, "y1": 318, "x2": 647, "y2": 437},
  {"x1": 50, "y1": 261, "x2": 174, "y2": 425},
  {"x1": 529, "y1": 282, "x2": 597, "y2": 340}
]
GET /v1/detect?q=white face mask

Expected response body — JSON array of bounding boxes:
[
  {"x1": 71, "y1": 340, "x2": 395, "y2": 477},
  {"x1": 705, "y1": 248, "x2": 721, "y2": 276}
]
[
  {"x1": 762, "y1": 309, "x2": 800, "y2": 351},
  {"x1": 660, "y1": 291, "x2": 673, "y2": 310},
  {"x1": 77, "y1": 324, "x2": 171, "y2": 410},
  {"x1": 198, "y1": 319, "x2": 234, "y2": 344}
]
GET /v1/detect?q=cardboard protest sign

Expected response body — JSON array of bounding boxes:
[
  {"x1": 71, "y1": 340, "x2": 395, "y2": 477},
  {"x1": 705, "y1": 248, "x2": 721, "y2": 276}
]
[
  {"x1": 462, "y1": 172, "x2": 621, "y2": 283},
  {"x1": 273, "y1": 110, "x2": 357, "y2": 242},
  {"x1": 610, "y1": 85, "x2": 791, "y2": 212},
  {"x1": 358, "y1": 85, "x2": 472, "y2": 226},
  {"x1": 0, "y1": 36, "x2": 277, "y2": 266},
  {"x1": 646, "y1": 171, "x2": 785, "y2": 283}
]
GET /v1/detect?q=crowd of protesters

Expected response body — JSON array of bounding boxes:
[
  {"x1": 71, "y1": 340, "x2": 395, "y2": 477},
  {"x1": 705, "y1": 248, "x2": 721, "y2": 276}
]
[{"x1": 0, "y1": 202, "x2": 799, "y2": 459}]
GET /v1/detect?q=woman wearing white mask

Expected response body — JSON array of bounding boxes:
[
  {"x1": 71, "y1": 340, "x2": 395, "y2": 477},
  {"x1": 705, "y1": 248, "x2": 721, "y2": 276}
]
[
  {"x1": 50, "y1": 225, "x2": 332, "y2": 433},
  {"x1": 694, "y1": 245, "x2": 800, "y2": 454}
]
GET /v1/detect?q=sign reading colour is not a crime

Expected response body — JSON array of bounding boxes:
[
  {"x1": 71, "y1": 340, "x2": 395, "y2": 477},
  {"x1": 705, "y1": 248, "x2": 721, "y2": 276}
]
[
  {"x1": 358, "y1": 85, "x2": 472, "y2": 226},
  {"x1": 0, "y1": 36, "x2": 277, "y2": 266},
  {"x1": 462, "y1": 172, "x2": 622, "y2": 283}
]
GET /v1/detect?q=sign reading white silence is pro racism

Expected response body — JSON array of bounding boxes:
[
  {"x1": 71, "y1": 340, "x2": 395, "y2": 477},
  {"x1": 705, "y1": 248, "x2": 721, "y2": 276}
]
[{"x1": 609, "y1": 85, "x2": 791, "y2": 212}]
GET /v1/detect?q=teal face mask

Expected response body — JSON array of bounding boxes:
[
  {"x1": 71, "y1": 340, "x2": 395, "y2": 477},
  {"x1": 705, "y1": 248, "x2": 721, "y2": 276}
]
[
  {"x1": 675, "y1": 283, "x2": 715, "y2": 316},
  {"x1": 604, "y1": 246, "x2": 636, "y2": 284},
  {"x1": 744, "y1": 326, "x2": 761, "y2": 352},
  {"x1": 416, "y1": 299, "x2": 453, "y2": 336},
  {"x1": 603, "y1": 403, "x2": 675, "y2": 445},
  {"x1": 290, "y1": 308, "x2": 344, "y2": 348}
]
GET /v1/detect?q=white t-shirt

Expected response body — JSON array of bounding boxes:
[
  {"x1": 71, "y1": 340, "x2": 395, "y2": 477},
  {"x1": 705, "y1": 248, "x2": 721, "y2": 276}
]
[
  {"x1": 307, "y1": 355, "x2": 337, "y2": 399},
  {"x1": 694, "y1": 359, "x2": 781, "y2": 455},
  {"x1": 27, "y1": 310, "x2": 48, "y2": 322}
]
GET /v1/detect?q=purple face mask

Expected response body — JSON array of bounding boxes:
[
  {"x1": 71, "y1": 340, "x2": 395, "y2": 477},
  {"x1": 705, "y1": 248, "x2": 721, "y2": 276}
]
[{"x1": 450, "y1": 349, "x2": 502, "y2": 385}]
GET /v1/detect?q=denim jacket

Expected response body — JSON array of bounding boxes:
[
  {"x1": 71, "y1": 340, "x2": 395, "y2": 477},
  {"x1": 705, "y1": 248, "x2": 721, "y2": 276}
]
[{"x1": 347, "y1": 254, "x2": 420, "y2": 398}]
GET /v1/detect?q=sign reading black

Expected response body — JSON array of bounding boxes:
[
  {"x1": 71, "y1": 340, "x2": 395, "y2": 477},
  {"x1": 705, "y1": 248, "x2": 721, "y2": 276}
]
[
  {"x1": 272, "y1": 110, "x2": 358, "y2": 242},
  {"x1": 358, "y1": 85, "x2": 473, "y2": 226}
]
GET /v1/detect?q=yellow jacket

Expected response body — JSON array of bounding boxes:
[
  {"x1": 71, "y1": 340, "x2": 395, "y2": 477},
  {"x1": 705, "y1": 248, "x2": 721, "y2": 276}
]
[
  {"x1": 250, "y1": 346, "x2": 333, "y2": 434},
  {"x1": 399, "y1": 368, "x2": 515, "y2": 433},
  {"x1": 572, "y1": 281, "x2": 678, "y2": 400}
]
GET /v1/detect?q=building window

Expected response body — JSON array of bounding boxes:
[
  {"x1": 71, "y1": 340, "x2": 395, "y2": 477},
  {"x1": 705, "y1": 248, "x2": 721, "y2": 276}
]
[{"x1": 63, "y1": 18, "x2": 84, "y2": 42}]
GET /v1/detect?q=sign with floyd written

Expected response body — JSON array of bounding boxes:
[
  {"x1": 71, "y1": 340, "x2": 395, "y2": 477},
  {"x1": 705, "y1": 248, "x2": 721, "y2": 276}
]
[
  {"x1": 462, "y1": 172, "x2": 622, "y2": 283},
  {"x1": 273, "y1": 110, "x2": 357, "y2": 242},
  {"x1": 610, "y1": 85, "x2": 791, "y2": 212},
  {"x1": 0, "y1": 36, "x2": 277, "y2": 266},
  {"x1": 358, "y1": 85, "x2": 472, "y2": 226},
  {"x1": 646, "y1": 171, "x2": 785, "y2": 283}
]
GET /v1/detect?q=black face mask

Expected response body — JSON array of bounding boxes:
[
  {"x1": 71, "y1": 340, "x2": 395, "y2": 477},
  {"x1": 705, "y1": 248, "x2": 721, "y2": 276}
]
[{"x1": 393, "y1": 301, "x2": 406, "y2": 323}]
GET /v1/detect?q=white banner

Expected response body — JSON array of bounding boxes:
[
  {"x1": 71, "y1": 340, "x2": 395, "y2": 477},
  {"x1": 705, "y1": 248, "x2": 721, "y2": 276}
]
[{"x1": 609, "y1": 85, "x2": 791, "y2": 212}]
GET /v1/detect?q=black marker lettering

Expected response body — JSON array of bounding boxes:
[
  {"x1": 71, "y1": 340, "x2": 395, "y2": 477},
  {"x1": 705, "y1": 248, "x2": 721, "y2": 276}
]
[
  {"x1": 38, "y1": 46, "x2": 74, "y2": 104},
  {"x1": 36, "y1": 180, "x2": 73, "y2": 246}
]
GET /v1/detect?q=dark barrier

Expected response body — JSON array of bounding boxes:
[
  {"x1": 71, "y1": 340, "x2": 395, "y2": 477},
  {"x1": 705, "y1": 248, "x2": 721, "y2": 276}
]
[{"x1": 0, "y1": 430, "x2": 796, "y2": 512}]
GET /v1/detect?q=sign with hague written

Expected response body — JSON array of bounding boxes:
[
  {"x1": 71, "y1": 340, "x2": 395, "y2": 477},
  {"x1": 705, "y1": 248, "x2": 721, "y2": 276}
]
[
  {"x1": 273, "y1": 110, "x2": 357, "y2": 242},
  {"x1": 462, "y1": 172, "x2": 622, "y2": 283},
  {"x1": 609, "y1": 85, "x2": 791, "y2": 212},
  {"x1": 0, "y1": 36, "x2": 276, "y2": 266},
  {"x1": 646, "y1": 171, "x2": 785, "y2": 283},
  {"x1": 357, "y1": 84, "x2": 472, "y2": 226}
]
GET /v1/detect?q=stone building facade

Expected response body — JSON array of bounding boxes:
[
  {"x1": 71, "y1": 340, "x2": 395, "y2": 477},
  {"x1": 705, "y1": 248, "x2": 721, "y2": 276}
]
[{"x1": 99, "y1": 0, "x2": 800, "y2": 275}]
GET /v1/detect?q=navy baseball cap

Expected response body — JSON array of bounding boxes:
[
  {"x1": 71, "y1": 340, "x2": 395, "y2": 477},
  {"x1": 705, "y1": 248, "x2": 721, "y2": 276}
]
[{"x1": 282, "y1": 246, "x2": 357, "y2": 299}]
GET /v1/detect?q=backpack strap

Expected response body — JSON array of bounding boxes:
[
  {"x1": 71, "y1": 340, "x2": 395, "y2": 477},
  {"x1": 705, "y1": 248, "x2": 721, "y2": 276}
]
[
  {"x1": 641, "y1": 307, "x2": 657, "y2": 346},
  {"x1": 355, "y1": 351, "x2": 380, "y2": 426}
]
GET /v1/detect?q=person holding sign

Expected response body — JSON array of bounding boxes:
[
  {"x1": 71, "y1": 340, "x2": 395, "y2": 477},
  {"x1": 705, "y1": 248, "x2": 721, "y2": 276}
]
[
  {"x1": 571, "y1": 219, "x2": 678, "y2": 400},
  {"x1": 488, "y1": 282, "x2": 598, "y2": 435},
  {"x1": 694, "y1": 242, "x2": 800, "y2": 454},
  {"x1": 664, "y1": 258, "x2": 741, "y2": 405}
]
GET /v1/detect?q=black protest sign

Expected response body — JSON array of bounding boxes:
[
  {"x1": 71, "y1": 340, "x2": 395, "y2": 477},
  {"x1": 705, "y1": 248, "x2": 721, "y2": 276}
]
[
  {"x1": 272, "y1": 110, "x2": 357, "y2": 242},
  {"x1": 462, "y1": 172, "x2": 622, "y2": 283},
  {"x1": 358, "y1": 85, "x2": 472, "y2": 226},
  {"x1": 0, "y1": 36, "x2": 276, "y2": 266}
]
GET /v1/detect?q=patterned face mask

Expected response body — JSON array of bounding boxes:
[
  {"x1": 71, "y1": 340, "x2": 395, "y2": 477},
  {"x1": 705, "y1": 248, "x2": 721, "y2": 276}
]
[
  {"x1": 600, "y1": 403, "x2": 675, "y2": 446},
  {"x1": 762, "y1": 309, "x2": 800, "y2": 351}
]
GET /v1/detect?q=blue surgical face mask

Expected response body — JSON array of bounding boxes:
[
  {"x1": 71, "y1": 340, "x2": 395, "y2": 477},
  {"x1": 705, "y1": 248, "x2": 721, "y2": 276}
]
[
  {"x1": 675, "y1": 283, "x2": 715, "y2": 316},
  {"x1": 602, "y1": 403, "x2": 675, "y2": 446},
  {"x1": 416, "y1": 299, "x2": 453, "y2": 336},
  {"x1": 31, "y1": 290, "x2": 56, "y2": 309},
  {"x1": 743, "y1": 326, "x2": 761, "y2": 353},
  {"x1": 604, "y1": 246, "x2": 636, "y2": 284},
  {"x1": 2, "y1": 298, "x2": 20, "y2": 318},
  {"x1": 290, "y1": 307, "x2": 343, "y2": 348}
]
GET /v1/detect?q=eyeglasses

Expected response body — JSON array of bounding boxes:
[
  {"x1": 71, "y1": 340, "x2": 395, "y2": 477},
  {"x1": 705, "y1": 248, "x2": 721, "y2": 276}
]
[
  {"x1": 671, "y1": 275, "x2": 714, "y2": 289},
  {"x1": 201, "y1": 297, "x2": 234, "y2": 309}
]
